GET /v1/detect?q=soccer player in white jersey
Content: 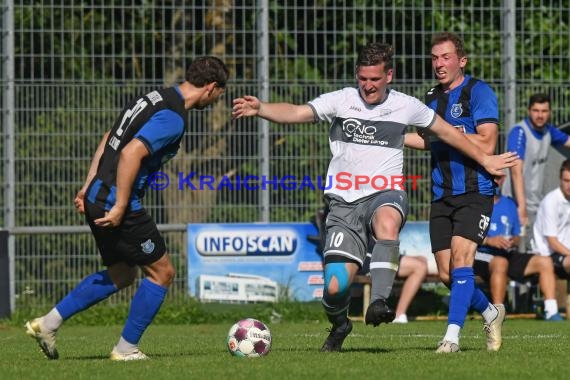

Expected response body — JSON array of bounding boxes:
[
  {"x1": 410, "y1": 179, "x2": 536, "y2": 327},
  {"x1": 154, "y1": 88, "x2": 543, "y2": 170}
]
[
  {"x1": 232, "y1": 42, "x2": 517, "y2": 352},
  {"x1": 532, "y1": 159, "x2": 570, "y2": 281}
]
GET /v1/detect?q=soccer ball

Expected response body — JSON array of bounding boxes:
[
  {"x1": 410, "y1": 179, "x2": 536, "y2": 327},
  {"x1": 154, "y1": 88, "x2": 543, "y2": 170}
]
[{"x1": 226, "y1": 318, "x2": 272, "y2": 357}]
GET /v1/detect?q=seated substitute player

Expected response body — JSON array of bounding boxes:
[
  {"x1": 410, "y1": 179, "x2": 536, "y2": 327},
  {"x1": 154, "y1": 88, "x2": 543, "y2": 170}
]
[
  {"x1": 474, "y1": 184, "x2": 563, "y2": 321},
  {"x1": 25, "y1": 56, "x2": 229, "y2": 361},
  {"x1": 532, "y1": 159, "x2": 570, "y2": 281},
  {"x1": 233, "y1": 41, "x2": 516, "y2": 352}
]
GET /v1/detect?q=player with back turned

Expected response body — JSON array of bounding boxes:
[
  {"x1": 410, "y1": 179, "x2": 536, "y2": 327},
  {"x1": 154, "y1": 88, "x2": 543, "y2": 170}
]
[{"x1": 25, "y1": 56, "x2": 229, "y2": 361}]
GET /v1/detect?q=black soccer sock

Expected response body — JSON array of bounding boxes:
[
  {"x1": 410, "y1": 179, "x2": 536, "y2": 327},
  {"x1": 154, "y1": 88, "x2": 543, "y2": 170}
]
[
  {"x1": 369, "y1": 239, "x2": 400, "y2": 302},
  {"x1": 321, "y1": 292, "x2": 351, "y2": 327}
]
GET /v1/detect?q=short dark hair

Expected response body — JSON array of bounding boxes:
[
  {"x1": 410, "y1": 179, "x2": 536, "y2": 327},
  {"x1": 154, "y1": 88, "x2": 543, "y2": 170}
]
[
  {"x1": 185, "y1": 56, "x2": 229, "y2": 88},
  {"x1": 356, "y1": 42, "x2": 394, "y2": 71},
  {"x1": 431, "y1": 32, "x2": 466, "y2": 58},
  {"x1": 528, "y1": 93, "x2": 551, "y2": 109},
  {"x1": 560, "y1": 159, "x2": 570, "y2": 178}
]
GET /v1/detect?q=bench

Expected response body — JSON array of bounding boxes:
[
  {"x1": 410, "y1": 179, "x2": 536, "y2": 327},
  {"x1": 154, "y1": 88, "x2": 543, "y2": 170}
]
[
  {"x1": 353, "y1": 273, "x2": 441, "y2": 320},
  {"x1": 354, "y1": 274, "x2": 569, "y2": 320}
]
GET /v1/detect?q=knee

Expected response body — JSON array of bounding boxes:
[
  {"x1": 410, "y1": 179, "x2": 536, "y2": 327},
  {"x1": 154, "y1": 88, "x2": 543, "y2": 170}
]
[
  {"x1": 108, "y1": 264, "x2": 137, "y2": 290},
  {"x1": 158, "y1": 263, "x2": 176, "y2": 287},
  {"x1": 324, "y1": 263, "x2": 350, "y2": 299},
  {"x1": 144, "y1": 256, "x2": 176, "y2": 287},
  {"x1": 538, "y1": 257, "x2": 554, "y2": 273},
  {"x1": 416, "y1": 257, "x2": 428, "y2": 276}
]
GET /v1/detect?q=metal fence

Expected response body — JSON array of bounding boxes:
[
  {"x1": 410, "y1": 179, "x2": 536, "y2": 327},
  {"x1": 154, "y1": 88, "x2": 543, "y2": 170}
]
[{"x1": 2, "y1": 1, "x2": 570, "y2": 310}]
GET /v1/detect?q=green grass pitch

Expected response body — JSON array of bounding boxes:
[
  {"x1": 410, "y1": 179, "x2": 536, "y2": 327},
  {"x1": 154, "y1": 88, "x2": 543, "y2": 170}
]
[{"x1": 1, "y1": 319, "x2": 567, "y2": 380}]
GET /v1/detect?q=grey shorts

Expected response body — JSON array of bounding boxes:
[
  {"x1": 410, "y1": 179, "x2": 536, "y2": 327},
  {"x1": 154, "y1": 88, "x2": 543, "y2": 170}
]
[{"x1": 323, "y1": 190, "x2": 409, "y2": 267}]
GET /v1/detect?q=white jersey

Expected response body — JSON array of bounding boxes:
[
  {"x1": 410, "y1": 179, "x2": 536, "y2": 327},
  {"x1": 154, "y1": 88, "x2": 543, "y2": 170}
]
[
  {"x1": 308, "y1": 87, "x2": 435, "y2": 202},
  {"x1": 532, "y1": 187, "x2": 570, "y2": 256}
]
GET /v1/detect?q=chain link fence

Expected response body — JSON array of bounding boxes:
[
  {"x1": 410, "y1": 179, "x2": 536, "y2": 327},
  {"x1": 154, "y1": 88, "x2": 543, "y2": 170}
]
[{"x1": 2, "y1": 1, "x2": 569, "y2": 309}]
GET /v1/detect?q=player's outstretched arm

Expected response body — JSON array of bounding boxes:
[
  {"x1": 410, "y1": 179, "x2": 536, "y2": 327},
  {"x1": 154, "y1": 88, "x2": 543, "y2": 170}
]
[
  {"x1": 404, "y1": 132, "x2": 429, "y2": 150},
  {"x1": 232, "y1": 95, "x2": 315, "y2": 124},
  {"x1": 430, "y1": 115, "x2": 518, "y2": 176}
]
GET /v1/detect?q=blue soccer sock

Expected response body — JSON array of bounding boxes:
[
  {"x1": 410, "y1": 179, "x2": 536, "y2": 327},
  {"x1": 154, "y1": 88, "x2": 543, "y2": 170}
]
[
  {"x1": 470, "y1": 286, "x2": 490, "y2": 314},
  {"x1": 55, "y1": 270, "x2": 118, "y2": 320},
  {"x1": 470, "y1": 286, "x2": 498, "y2": 324},
  {"x1": 447, "y1": 267, "x2": 475, "y2": 328},
  {"x1": 121, "y1": 278, "x2": 168, "y2": 345}
]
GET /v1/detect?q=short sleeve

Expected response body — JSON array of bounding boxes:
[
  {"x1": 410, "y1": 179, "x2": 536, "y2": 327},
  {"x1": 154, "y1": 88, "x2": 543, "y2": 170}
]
[
  {"x1": 134, "y1": 109, "x2": 185, "y2": 154},
  {"x1": 549, "y1": 125, "x2": 570, "y2": 146},
  {"x1": 308, "y1": 90, "x2": 344, "y2": 123},
  {"x1": 471, "y1": 82, "x2": 499, "y2": 126},
  {"x1": 407, "y1": 96, "x2": 436, "y2": 129}
]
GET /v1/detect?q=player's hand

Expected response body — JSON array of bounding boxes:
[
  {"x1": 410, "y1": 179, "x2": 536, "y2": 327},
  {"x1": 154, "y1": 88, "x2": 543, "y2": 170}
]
[
  {"x1": 94, "y1": 205, "x2": 126, "y2": 228},
  {"x1": 232, "y1": 95, "x2": 261, "y2": 119},
  {"x1": 481, "y1": 152, "x2": 519, "y2": 176},
  {"x1": 74, "y1": 188, "x2": 86, "y2": 214},
  {"x1": 485, "y1": 236, "x2": 514, "y2": 250}
]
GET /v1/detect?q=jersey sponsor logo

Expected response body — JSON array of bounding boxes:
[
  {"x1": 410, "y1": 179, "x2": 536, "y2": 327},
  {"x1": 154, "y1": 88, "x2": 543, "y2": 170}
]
[
  {"x1": 342, "y1": 118, "x2": 377, "y2": 138},
  {"x1": 341, "y1": 119, "x2": 390, "y2": 145},
  {"x1": 450, "y1": 103, "x2": 463, "y2": 118},
  {"x1": 141, "y1": 239, "x2": 155, "y2": 254}
]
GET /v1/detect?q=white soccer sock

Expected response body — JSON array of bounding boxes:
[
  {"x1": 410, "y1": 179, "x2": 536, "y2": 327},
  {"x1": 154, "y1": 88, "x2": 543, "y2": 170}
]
[
  {"x1": 544, "y1": 299, "x2": 559, "y2": 319},
  {"x1": 442, "y1": 324, "x2": 461, "y2": 345},
  {"x1": 115, "y1": 336, "x2": 138, "y2": 354},
  {"x1": 42, "y1": 308, "x2": 63, "y2": 331},
  {"x1": 482, "y1": 303, "x2": 500, "y2": 324}
]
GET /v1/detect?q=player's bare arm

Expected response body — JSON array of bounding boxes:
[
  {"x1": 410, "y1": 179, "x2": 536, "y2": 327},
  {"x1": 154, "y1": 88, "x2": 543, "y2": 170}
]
[
  {"x1": 74, "y1": 131, "x2": 110, "y2": 214},
  {"x1": 94, "y1": 138, "x2": 150, "y2": 228},
  {"x1": 232, "y1": 95, "x2": 315, "y2": 124},
  {"x1": 510, "y1": 158, "x2": 528, "y2": 226},
  {"x1": 404, "y1": 132, "x2": 429, "y2": 150},
  {"x1": 469, "y1": 122, "x2": 499, "y2": 155},
  {"x1": 430, "y1": 115, "x2": 518, "y2": 176}
]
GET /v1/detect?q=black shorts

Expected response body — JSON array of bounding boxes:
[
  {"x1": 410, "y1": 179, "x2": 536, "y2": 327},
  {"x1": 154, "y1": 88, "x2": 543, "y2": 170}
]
[
  {"x1": 85, "y1": 202, "x2": 166, "y2": 267},
  {"x1": 473, "y1": 251, "x2": 534, "y2": 282},
  {"x1": 430, "y1": 193, "x2": 493, "y2": 253},
  {"x1": 551, "y1": 253, "x2": 570, "y2": 280}
]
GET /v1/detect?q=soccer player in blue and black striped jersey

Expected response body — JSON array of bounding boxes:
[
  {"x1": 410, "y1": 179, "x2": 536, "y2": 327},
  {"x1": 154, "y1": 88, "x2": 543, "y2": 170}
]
[
  {"x1": 25, "y1": 57, "x2": 229, "y2": 361},
  {"x1": 406, "y1": 32, "x2": 509, "y2": 353}
]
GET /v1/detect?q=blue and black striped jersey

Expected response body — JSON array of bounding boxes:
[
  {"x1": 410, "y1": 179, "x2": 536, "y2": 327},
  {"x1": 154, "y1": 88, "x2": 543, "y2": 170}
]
[
  {"x1": 425, "y1": 75, "x2": 499, "y2": 200},
  {"x1": 86, "y1": 86, "x2": 187, "y2": 211}
]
